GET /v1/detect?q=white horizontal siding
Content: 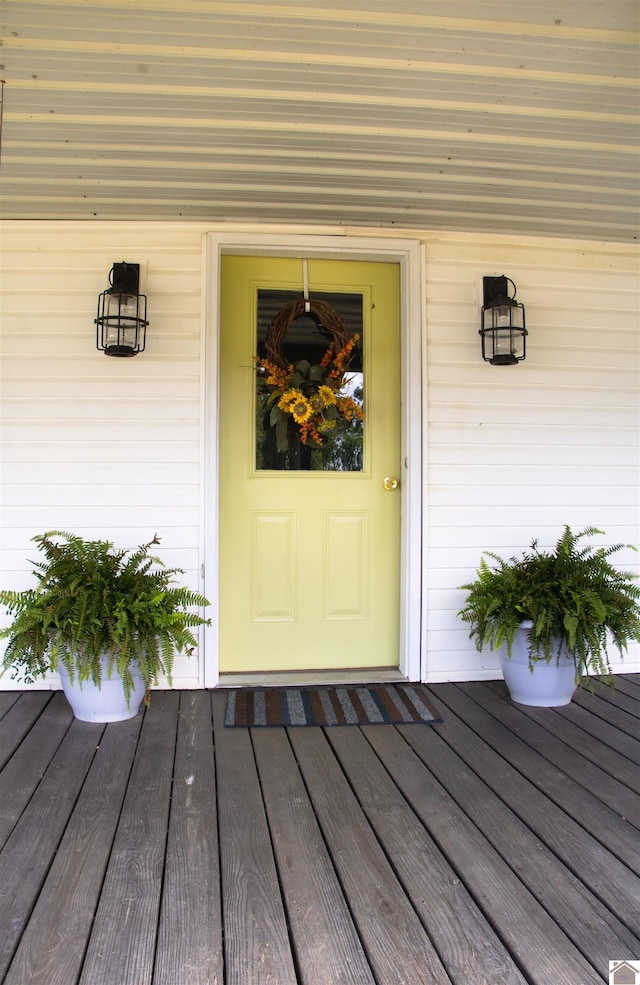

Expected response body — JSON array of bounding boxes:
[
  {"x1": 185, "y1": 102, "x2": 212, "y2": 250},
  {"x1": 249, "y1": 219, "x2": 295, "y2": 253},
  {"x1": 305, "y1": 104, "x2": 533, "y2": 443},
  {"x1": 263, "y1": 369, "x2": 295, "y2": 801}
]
[
  {"x1": 0, "y1": 221, "x2": 638, "y2": 689},
  {"x1": 424, "y1": 234, "x2": 640, "y2": 680},
  {"x1": 0, "y1": 223, "x2": 210, "y2": 688}
]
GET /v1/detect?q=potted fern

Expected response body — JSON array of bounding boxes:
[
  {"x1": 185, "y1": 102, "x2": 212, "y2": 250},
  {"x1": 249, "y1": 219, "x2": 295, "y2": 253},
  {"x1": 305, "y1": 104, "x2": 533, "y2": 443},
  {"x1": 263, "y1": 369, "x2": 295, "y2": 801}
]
[
  {"x1": 458, "y1": 526, "x2": 640, "y2": 706},
  {"x1": 0, "y1": 531, "x2": 211, "y2": 722}
]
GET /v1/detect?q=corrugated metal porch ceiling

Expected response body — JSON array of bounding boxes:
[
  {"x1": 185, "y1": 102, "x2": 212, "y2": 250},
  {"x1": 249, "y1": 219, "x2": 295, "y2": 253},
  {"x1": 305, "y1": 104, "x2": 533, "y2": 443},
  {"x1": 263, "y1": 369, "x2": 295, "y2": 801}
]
[{"x1": 0, "y1": 0, "x2": 638, "y2": 241}]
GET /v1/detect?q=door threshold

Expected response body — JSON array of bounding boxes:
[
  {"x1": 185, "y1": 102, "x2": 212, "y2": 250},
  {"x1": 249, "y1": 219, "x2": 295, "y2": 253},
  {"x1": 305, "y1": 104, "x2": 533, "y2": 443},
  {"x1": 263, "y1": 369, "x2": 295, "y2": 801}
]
[{"x1": 218, "y1": 668, "x2": 408, "y2": 688}]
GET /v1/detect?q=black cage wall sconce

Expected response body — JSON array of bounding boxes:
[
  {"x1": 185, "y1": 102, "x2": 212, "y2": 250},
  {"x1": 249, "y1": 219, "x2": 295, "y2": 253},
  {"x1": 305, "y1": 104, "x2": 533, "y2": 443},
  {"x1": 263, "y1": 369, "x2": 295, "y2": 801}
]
[
  {"x1": 479, "y1": 275, "x2": 527, "y2": 365},
  {"x1": 96, "y1": 262, "x2": 148, "y2": 356}
]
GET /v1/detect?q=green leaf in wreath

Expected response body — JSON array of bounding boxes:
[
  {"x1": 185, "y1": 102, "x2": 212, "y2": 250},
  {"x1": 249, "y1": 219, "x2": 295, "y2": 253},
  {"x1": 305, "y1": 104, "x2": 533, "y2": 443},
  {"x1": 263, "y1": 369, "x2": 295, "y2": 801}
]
[
  {"x1": 275, "y1": 413, "x2": 290, "y2": 453},
  {"x1": 309, "y1": 364, "x2": 323, "y2": 382},
  {"x1": 294, "y1": 359, "x2": 311, "y2": 376}
]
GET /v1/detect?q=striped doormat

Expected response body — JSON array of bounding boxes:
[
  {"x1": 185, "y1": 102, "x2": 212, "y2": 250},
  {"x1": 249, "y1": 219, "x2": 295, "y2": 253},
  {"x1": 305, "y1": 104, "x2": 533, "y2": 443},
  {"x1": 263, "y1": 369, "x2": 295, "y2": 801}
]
[{"x1": 224, "y1": 683, "x2": 442, "y2": 728}]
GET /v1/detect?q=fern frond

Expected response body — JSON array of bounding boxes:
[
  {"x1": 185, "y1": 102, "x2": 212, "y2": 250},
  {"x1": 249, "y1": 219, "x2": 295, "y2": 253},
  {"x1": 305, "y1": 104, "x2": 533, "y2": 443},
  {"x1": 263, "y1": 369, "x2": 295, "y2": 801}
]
[
  {"x1": 1, "y1": 532, "x2": 211, "y2": 701},
  {"x1": 457, "y1": 525, "x2": 640, "y2": 687}
]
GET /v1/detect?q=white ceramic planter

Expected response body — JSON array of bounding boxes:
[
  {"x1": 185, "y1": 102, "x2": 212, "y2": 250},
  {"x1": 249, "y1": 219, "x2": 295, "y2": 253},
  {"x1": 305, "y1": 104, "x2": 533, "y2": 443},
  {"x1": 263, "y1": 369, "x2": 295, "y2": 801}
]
[
  {"x1": 58, "y1": 655, "x2": 146, "y2": 722},
  {"x1": 499, "y1": 622, "x2": 577, "y2": 707}
]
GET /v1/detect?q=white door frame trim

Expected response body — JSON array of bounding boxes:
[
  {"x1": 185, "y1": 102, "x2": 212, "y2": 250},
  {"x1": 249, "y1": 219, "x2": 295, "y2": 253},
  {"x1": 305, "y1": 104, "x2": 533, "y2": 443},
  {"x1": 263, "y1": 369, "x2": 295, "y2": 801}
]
[{"x1": 202, "y1": 232, "x2": 424, "y2": 687}]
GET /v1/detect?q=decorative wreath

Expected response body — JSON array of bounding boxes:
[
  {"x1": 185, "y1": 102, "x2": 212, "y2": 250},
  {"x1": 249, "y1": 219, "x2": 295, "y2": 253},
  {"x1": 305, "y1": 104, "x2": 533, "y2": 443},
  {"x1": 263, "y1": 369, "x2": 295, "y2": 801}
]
[
  {"x1": 264, "y1": 298, "x2": 350, "y2": 369},
  {"x1": 257, "y1": 297, "x2": 363, "y2": 451}
]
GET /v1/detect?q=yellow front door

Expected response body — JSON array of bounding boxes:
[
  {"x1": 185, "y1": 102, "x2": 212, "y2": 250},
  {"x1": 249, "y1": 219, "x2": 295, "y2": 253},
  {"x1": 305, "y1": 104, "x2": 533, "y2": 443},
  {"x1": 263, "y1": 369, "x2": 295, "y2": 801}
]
[{"x1": 219, "y1": 256, "x2": 401, "y2": 673}]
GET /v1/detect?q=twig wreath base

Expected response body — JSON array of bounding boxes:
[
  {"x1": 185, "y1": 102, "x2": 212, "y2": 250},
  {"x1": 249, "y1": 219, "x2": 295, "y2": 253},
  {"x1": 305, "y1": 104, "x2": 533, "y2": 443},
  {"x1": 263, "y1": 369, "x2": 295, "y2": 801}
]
[{"x1": 264, "y1": 298, "x2": 350, "y2": 369}]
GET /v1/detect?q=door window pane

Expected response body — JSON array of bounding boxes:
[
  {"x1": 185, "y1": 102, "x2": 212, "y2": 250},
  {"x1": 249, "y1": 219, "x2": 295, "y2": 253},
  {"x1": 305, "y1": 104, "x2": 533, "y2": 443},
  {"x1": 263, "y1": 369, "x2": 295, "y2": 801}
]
[{"x1": 256, "y1": 290, "x2": 364, "y2": 472}]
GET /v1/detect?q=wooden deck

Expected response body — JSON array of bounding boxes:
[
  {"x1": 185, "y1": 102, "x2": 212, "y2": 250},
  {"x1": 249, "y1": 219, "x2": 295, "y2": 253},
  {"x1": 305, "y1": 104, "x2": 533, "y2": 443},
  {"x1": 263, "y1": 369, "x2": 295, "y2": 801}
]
[{"x1": 0, "y1": 677, "x2": 639, "y2": 985}]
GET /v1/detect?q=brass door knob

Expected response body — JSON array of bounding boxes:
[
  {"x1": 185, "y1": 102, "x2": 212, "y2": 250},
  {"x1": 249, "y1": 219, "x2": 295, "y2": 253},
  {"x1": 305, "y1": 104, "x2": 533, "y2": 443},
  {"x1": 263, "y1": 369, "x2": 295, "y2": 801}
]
[{"x1": 383, "y1": 476, "x2": 399, "y2": 491}]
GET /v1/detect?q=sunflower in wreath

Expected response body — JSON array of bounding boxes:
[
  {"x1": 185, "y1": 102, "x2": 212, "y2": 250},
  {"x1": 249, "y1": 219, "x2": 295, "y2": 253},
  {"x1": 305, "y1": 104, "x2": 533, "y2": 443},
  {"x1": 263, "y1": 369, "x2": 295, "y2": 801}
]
[{"x1": 256, "y1": 334, "x2": 363, "y2": 452}]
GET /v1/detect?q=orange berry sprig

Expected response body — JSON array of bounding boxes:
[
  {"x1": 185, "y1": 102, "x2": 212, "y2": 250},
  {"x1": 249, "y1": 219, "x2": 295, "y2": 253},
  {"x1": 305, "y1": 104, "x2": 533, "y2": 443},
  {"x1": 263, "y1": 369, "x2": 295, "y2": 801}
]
[
  {"x1": 256, "y1": 357, "x2": 293, "y2": 392},
  {"x1": 319, "y1": 342, "x2": 335, "y2": 369}
]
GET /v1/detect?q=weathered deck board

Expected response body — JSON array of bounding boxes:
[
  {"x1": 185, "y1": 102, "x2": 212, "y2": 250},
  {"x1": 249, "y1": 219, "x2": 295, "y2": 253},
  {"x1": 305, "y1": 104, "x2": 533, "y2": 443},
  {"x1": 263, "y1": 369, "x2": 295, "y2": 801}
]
[
  {"x1": 588, "y1": 678, "x2": 640, "y2": 718},
  {"x1": 462, "y1": 681, "x2": 640, "y2": 857},
  {"x1": 405, "y1": 709, "x2": 638, "y2": 982},
  {"x1": 0, "y1": 677, "x2": 638, "y2": 985},
  {"x1": 0, "y1": 718, "x2": 105, "y2": 980},
  {"x1": 153, "y1": 691, "x2": 223, "y2": 985},
  {"x1": 572, "y1": 684, "x2": 640, "y2": 738},
  {"x1": 486, "y1": 681, "x2": 640, "y2": 796},
  {"x1": 429, "y1": 684, "x2": 640, "y2": 923},
  {"x1": 253, "y1": 726, "x2": 376, "y2": 985},
  {"x1": 611, "y1": 675, "x2": 640, "y2": 700},
  {"x1": 0, "y1": 691, "x2": 52, "y2": 771},
  {"x1": 325, "y1": 724, "x2": 528, "y2": 985},
  {"x1": 0, "y1": 693, "x2": 20, "y2": 720},
  {"x1": 366, "y1": 718, "x2": 604, "y2": 985},
  {"x1": 0, "y1": 692, "x2": 73, "y2": 851},
  {"x1": 79, "y1": 691, "x2": 179, "y2": 985},
  {"x1": 288, "y1": 727, "x2": 451, "y2": 985},
  {"x1": 3, "y1": 713, "x2": 143, "y2": 985},
  {"x1": 212, "y1": 691, "x2": 297, "y2": 985},
  {"x1": 556, "y1": 696, "x2": 640, "y2": 764}
]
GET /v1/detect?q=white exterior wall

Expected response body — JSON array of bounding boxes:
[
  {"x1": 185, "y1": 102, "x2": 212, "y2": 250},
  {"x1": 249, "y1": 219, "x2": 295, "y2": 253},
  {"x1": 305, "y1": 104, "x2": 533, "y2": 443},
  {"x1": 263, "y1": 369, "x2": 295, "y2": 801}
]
[
  {"x1": 0, "y1": 223, "x2": 207, "y2": 688},
  {"x1": 422, "y1": 234, "x2": 640, "y2": 680},
  {"x1": 1, "y1": 221, "x2": 638, "y2": 688}
]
